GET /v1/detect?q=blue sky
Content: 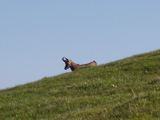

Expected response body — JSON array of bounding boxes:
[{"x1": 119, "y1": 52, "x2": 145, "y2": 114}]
[{"x1": 0, "y1": 1, "x2": 160, "y2": 90}]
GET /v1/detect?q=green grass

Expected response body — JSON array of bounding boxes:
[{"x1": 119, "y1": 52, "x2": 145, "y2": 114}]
[{"x1": 0, "y1": 50, "x2": 160, "y2": 119}]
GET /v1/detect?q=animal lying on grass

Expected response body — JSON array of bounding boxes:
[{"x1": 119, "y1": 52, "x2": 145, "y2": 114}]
[{"x1": 62, "y1": 57, "x2": 97, "y2": 71}]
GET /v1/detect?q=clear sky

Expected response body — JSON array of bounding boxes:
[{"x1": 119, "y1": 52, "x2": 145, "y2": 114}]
[{"x1": 0, "y1": 1, "x2": 160, "y2": 90}]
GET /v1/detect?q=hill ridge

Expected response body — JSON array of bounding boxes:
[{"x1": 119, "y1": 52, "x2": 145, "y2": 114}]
[{"x1": 0, "y1": 49, "x2": 160, "y2": 119}]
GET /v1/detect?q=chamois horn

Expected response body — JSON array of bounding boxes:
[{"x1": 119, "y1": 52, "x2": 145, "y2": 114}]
[
  {"x1": 62, "y1": 57, "x2": 69, "y2": 62},
  {"x1": 62, "y1": 57, "x2": 66, "y2": 62},
  {"x1": 65, "y1": 57, "x2": 69, "y2": 61}
]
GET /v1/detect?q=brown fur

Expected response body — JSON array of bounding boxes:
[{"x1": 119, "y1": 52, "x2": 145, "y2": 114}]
[{"x1": 62, "y1": 57, "x2": 97, "y2": 71}]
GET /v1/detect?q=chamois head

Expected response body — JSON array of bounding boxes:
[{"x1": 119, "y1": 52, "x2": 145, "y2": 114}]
[{"x1": 62, "y1": 57, "x2": 72, "y2": 70}]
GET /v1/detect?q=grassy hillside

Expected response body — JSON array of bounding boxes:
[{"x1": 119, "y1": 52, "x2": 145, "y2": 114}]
[{"x1": 0, "y1": 50, "x2": 160, "y2": 120}]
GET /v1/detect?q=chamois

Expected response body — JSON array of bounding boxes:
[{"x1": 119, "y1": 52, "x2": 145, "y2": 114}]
[{"x1": 62, "y1": 57, "x2": 97, "y2": 71}]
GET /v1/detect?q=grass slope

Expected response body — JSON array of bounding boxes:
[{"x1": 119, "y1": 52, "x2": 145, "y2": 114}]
[{"x1": 0, "y1": 50, "x2": 160, "y2": 119}]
